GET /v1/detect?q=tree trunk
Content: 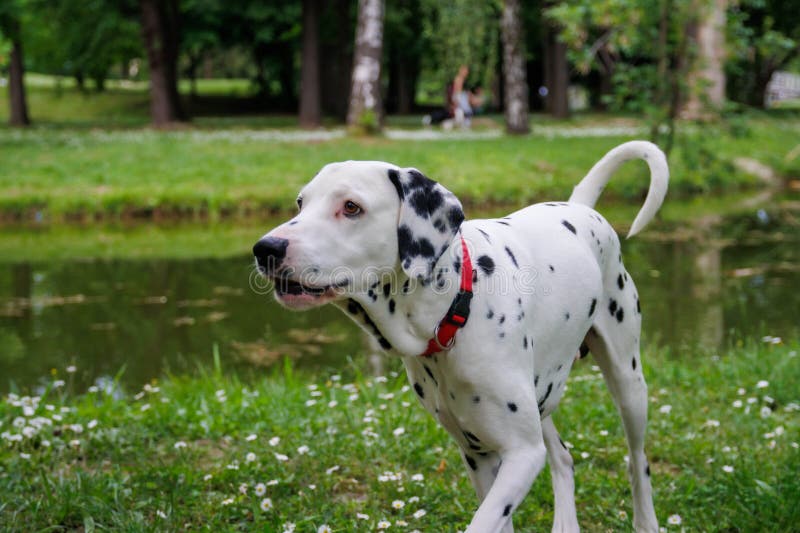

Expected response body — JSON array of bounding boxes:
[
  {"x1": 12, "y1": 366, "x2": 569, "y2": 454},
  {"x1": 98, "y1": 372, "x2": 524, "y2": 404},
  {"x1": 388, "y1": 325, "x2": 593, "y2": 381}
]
[
  {"x1": 8, "y1": 36, "x2": 30, "y2": 127},
  {"x1": 683, "y1": 0, "x2": 727, "y2": 118},
  {"x1": 543, "y1": 20, "x2": 569, "y2": 119},
  {"x1": 501, "y1": 0, "x2": 530, "y2": 133},
  {"x1": 321, "y1": 0, "x2": 354, "y2": 120},
  {"x1": 140, "y1": 0, "x2": 186, "y2": 126},
  {"x1": 347, "y1": 0, "x2": 385, "y2": 132},
  {"x1": 299, "y1": 0, "x2": 322, "y2": 128}
]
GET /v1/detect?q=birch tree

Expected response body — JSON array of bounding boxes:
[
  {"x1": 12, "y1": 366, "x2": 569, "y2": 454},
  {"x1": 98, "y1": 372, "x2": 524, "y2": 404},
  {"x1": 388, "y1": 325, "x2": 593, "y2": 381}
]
[
  {"x1": 347, "y1": 0, "x2": 385, "y2": 132},
  {"x1": 501, "y1": 0, "x2": 530, "y2": 133}
]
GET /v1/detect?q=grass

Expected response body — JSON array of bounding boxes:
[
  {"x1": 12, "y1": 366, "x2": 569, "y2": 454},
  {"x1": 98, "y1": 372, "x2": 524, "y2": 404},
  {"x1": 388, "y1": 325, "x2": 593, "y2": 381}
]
[
  {"x1": 2, "y1": 75, "x2": 799, "y2": 223},
  {"x1": 1, "y1": 340, "x2": 798, "y2": 531}
]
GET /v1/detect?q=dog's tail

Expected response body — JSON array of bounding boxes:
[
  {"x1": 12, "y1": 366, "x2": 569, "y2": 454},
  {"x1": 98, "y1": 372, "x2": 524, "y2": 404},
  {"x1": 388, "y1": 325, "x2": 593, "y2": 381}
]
[{"x1": 569, "y1": 140, "x2": 669, "y2": 238}]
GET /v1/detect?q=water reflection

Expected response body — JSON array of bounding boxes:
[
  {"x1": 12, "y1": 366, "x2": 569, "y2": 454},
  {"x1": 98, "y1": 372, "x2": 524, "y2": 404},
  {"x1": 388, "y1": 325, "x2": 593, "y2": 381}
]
[{"x1": 0, "y1": 209, "x2": 797, "y2": 391}]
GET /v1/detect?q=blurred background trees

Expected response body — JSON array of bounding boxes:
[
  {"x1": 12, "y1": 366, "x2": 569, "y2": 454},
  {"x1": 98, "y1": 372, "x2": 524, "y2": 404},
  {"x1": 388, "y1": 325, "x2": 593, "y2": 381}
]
[{"x1": 0, "y1": 0, "x2": 797, "y2": 129}]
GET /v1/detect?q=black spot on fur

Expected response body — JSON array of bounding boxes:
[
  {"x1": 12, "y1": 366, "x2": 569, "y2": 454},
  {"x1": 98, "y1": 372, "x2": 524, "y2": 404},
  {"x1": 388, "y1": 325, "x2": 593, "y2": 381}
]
[
  {"x1": 464, "y1": 431, "x2": 480, "y2": 443},
  {"x1": 413, "y1": 382, "x2": 424, "y2": 399},
  {"x1": 609, "y1": 299, "x2": 618, "y2": 314},
  {"x1": 504, "y1": 247, "x2": 519, "y2": 268},
  {"x1": 617, "y1": 274, "x2": 625, "y2": 290},
  {"x1": 562, "y1": 220, "x2": 577, "y2": 234},
  {"x1": 388, "y1": 169, "x2": 404, "y2": 199},
  {"x1": 537, "y1": 382, "x2": 553, "y2": 413},
  {"x1": 452, "y1": 256, "x2": 461, "y2": 274},
  {"x1": 472, "y1": 395, "x2": 480, "y2": 403},
  {"x1": 636, "y1": 297, "x2": 641, "y2": 314},
  {"x1": 549, "y1": 265, "x2": 555, "y2": 272},
  {"x1": 486, "y1": 308, "x2": 494, "y2": 320},
  {"x1": 398, "y1": 225, "x2": 436, "y2": 262},
  {"x1": 616, "y1": 308, "x2": 624, "y2": 323},
  {"x1": 517, "y1": 313, "x2": 524, "y2": 321},
  {"x1": 288, "y1": 220, "x2": 298, "y2": 226},
  {"x1": 477, "y1": 229, "x2": 492, "y2": 243},
  {"x1": 383, "y1": 283, "x2": 391, "y2": 298},
  {"x1": 450, "y1": 392, "x2": 456, "y2": 400},
  {"x1": 507, "y1": 402, "x2": 518, "y2": 412},
  {"x1": 646, "y1": 463, "x2": 651, "y2": 476},
  {"x1": 447, "y1": 206, "x2": 464, "y2": 229},
  {"x1": 534, "y1": 375, "x2": 539, "y2": 386},
  {"x1": 423, "y1": 364, "x2": 438, "y2": 386},
  {"x1": 402, "y1": 279, "x2": 411, "y2": 293},
  {"x1": 433, "y1": 218, "x2": 447, "y2": 233},
  {"x1": 579, "y1": 343, "x2": 590, "y2": 358},
  {"x1": 503, "y1": 504, "x2": 512, "y2": 517},
  {"x1": 466, "y1": 455, "x2": 478, "y2": 471},
  {"x1": 347, "y1": 299, "x2": 361, "y2": 315},
  {"x1": 589, "y1": 298, "x2": 597, "y2": 316},
  {"x1": 477, "y1": 255, "x2": 495, "y2": 276},
  {"x1": 499, "y1": 314, "x2": 505, "y2": 324},
  {"x1": 498, "y1": 332, "x2": 505, "y2": 338},
  {"x1": 388, "y1": 299, "x2": 396, "y2": 314},
  {"x1": 559, "y1": 437, "x2": 567, "y2": 450},
  {"x1": 378, "y1": 337, "x2": 392, "y2": 350},
  {"x1": 565, "y1": 312, "x2": 570, "y2": 321},
  {"x1": 496, "y1": 221, "x2": 510, "y2": 226},
  {"x1": 523, "y1": 336, "x2": 528, "y2": 349},
  {"x1": 632, "y1": 357, "x2": 637, "y2": 370}
]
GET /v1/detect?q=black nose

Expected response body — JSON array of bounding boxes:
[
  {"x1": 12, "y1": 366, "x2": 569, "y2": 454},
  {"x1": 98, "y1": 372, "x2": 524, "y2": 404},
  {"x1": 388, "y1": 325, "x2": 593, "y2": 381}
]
[{"x1": 253, "y1": 236, "x2": 289, "y2": 272}]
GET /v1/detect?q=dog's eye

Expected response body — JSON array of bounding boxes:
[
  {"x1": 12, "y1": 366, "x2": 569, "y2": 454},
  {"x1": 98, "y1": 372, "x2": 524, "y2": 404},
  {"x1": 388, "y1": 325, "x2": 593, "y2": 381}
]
[
  {"x1": 343, "y1": 200, "x2": 362, "y2": 217},
  {"x1": 296, "y1": 196, "x2": 303, "y2": 210}
]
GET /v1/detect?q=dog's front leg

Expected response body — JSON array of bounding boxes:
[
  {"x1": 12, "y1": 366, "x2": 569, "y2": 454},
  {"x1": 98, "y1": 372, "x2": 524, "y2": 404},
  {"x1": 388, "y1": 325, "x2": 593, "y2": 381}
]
[
  {"x1": 461, "y1": 451, "x2": 514, "y2": 533},
  {"x1": 464, "y1": 442, "x2": 547, "y2": 533}
]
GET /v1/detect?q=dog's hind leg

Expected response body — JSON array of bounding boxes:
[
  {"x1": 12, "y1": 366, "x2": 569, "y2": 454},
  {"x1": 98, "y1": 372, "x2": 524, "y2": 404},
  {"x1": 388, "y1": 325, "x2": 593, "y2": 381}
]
[
  {"x1": 542, "y1": 416, "x2": 579, "y2": 532},
  {"x1": 585, "y1": 321, "x2": 658, "y2": 533}
]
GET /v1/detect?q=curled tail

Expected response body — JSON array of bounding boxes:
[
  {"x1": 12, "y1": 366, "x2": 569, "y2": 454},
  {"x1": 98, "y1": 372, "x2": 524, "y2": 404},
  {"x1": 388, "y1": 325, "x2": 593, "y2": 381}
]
[{"x1": 569, "y1": 140, "x2": 669, "y2": 238}]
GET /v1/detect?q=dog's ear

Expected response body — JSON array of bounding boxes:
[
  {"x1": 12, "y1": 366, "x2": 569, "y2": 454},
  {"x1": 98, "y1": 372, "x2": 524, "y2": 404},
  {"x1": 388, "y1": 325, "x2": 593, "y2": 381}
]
[{"x1": 388, "y1": 168, "x2": 465, "y2": 280}]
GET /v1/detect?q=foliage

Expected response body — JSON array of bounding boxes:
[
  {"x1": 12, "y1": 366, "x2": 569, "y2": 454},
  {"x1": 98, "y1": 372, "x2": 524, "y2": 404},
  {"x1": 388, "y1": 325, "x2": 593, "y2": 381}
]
[
  {"x1": 546, "y1": 0, "x2": 699, "y2": 150},
  {"x1": 1, "y1": 341, "x2": 798, "y2": 530},
  {"x1": 418, "y1": 0, "x2": 501, "y2": 101},
  {"x1": 20, "y1": 0, "x2": 141, "y2": 89},
  {"x1": 726, "y1": 0, "x2": 800, "y2": 107}
]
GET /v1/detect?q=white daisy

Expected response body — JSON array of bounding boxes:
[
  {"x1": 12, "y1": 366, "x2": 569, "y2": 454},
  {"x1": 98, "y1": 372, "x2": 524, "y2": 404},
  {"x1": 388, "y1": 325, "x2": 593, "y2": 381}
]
[
  {"x1": 667, "y1": 514, "x2": 682, "y2": 525},
  {"x1": 255, "y1": 483, "x2": 266, "y2": 496},
  {"x1": 260, "y1": 498, "x2": 273, "y2": 511},
  {"x1": 392, "y1": 499, "x2": 405, "y2": 509}
]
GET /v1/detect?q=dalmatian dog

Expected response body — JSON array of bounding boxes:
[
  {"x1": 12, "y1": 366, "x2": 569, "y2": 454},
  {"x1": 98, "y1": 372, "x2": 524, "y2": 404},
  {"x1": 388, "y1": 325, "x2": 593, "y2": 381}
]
[{"x1": 253, "y1": 140, "x2": 668, "y2": 532}]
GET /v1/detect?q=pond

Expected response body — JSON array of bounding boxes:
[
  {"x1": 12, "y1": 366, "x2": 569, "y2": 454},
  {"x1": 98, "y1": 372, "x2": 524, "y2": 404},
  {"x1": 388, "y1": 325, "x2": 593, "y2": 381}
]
[{"x1": 1, "y1": 203, "x2": 798, "y2": 393}]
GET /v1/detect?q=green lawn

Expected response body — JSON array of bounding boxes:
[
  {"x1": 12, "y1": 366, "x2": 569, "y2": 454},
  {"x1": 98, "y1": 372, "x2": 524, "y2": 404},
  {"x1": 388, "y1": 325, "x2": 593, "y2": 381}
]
[
  {"x1": 1, "y1": 341, "x2": 797, "y2": 531},
  {"x1": 1, "y1": 75, "x2": 799, "y2": 223},
  {"x1": 2, "y1": 120, "x2": 796, "y2": 223}
]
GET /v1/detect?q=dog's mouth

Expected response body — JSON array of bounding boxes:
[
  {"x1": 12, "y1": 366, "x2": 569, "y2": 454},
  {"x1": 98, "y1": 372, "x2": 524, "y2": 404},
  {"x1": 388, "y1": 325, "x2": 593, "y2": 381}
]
[{"x1": 269, "y1": 275, "x2": 348, "y2": 309}]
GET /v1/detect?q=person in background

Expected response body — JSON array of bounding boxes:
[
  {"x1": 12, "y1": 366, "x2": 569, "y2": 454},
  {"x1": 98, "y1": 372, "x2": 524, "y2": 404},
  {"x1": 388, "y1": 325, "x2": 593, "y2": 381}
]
[{"x1": 423, "y1": 65, "x2": 484, "y2": 129}]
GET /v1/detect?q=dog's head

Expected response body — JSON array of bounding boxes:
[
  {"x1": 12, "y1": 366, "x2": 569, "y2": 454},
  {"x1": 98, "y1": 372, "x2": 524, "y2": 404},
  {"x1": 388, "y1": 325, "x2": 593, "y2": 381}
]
[{"x1": 253, "y1": 161, "x2": 464, "y2": 309}]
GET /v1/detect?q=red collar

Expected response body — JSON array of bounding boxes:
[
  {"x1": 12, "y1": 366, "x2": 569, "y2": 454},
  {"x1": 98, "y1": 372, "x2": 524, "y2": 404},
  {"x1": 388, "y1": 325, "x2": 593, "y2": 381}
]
[{"x1": 421, "y1": 235, "x2": 473, "y2": 357}]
